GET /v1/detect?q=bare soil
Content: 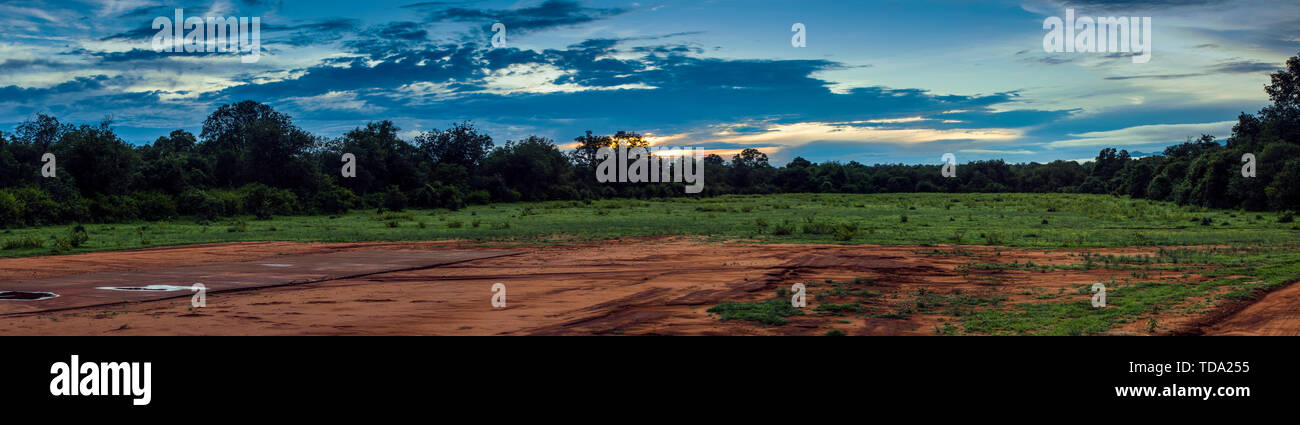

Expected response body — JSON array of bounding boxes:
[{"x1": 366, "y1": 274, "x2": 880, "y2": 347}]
[{"x1": 0, "y1": 238, "x2": 1287, "y2": 335}]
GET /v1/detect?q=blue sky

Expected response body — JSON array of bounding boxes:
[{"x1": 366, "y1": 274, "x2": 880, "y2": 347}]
[{"x1": 1, "y1": 0, "x2": 1297, "y2": 165}]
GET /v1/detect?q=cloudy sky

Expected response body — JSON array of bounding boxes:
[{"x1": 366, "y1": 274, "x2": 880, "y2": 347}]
[{"x1": 1, "y1": 0, "x2": 1297, "y2": 165}]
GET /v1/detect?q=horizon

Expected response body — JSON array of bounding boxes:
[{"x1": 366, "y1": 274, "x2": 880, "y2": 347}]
[{"x1": 2, "y1": 0, "x2": 1296, "y2": 165}]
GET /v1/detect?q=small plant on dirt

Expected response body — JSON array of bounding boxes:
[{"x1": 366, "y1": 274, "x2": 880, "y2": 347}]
[
  {"x1": 815, "y1": 303, "x2": 864, "y2": 315},
  {"x1": 935, "y1": 322, "x2": 960, "y2": 336},
  {"x1": 707, "y1": 294, "x2": 803, "y2": 326},
  {"x1": 824, "y1": 329, "x2": 846, "y2": 336}
]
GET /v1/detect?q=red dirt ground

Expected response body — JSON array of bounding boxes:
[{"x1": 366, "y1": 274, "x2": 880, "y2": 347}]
[{"x1": 0, "y1": 239, "x2": 1290, "y2": 335}]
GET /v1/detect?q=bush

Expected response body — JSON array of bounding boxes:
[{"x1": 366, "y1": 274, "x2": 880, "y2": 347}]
[
  {"x1": 313, "y1": 184, "x2": 357, "y2": 214},
  {"x1": 383, "y1": 186, "x2": 408, "y2": 211},
  {"x1": 209, "y1": 189, "x2": 245, "y2": 217},
  {"x1": 59, "y1": 198, "x2": 93, "y2": 223},
  {"x1": 133, "y1": 191, "x2": 177, "y2": 221},
  {"x1": 466, "y1": 190, "x2": 491, "y2": 205},
  {"x1": 91, "y1": 195, "x2": 138, "y2": 223},
  {"x1": 833, "y1": 222, "x2": 858, "y2": 241},
  {"x1": 772, "y1": 220, "x2": 795, "y2": 235},
  {"x1": 2, "y1": 234, "x2": 44, "y2": 250},
  {"x1": 801, "y1": 220, "x2": 835, "y2": 235},
  {"x1": 239, "y1": 184, "x2": 300, "y2": 219},
  {"x1": 53, "y1": 225, "x2": 89, "y2": 251},
  {"x1": 0, "y1": 191, "x2": 21, "y2": 228},
  {"x1": 430, "y1": 182, "x2": 465, "y2": 211},
  {"x1": 179, "y1": 189, "x2": 221, "y2": 220},
  {"x1": 9, "y1": 187, "x2": 58, "y2": 225}
]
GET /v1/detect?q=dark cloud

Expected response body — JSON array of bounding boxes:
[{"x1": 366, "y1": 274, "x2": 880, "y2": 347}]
[
  {"x1": 195, "y1": 36, "x2": 1067, "y2": 141},
  {"x1": 87, "y1": 48, "x2": 255, "y2": 63},
  {"x1": 0, "y1": 58, "x2": 68, "y2": 72},
  {"x1": 1104, "y1": 73, "x2": 1205, "y2": 80},
  {"x1": 1033, "y1": 56, "x2": 1075, "y2": 65},
  {"x1": 1211, "y1": 60, "x2": 1280, "y2": 74},
  {"x1": 424, "y1": 0, "x2": 627, "y2": 34},
  {"x1": 1054, "y1": 0, "x2": 1220, "y2": 11},
  {"x1": 100, "y1": 16, "x2": 359, "y2": 47},
  {"x1": 375, "y1": 22, "x2": 428, "y2": 41},
  {"x1": 0, "y1": 75, "x2": 116, "y2": 102}
]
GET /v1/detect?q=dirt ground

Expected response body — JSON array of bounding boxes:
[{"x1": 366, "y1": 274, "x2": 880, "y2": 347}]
[{"x1": 0, "y1": 238, "x2": 1292, "y2": 335}]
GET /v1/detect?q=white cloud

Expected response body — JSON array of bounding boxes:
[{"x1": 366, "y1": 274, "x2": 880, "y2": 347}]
[
  {"x1": 959, "y1": 148, "x2": 1034, "y2": 155},
  {"x1": 710, "y1": 121, "x2": 1023, "y2": 147},
  {"x1": 481, "y1": 63, "x2": 654, "y2": 95},
  {"x1": 1044, "y1": 120, "x2": 1236, "y2": 148},
  {"x1": 282, "y1": 91, "x2": 377, "y2": 112}
]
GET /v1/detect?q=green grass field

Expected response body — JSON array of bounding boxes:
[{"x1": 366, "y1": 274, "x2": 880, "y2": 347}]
[{"x1": 3, "y1": 193, "x2": 1298, "y2": 257}]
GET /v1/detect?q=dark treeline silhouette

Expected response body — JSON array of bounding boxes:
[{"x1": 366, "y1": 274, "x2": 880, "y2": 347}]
[{"x1": 3, "y1": 54, "x2": 1300, "y2": 228}]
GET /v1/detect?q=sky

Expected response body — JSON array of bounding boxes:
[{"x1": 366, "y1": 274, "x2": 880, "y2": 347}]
[{"x1": 1, "y1": 0, "x2": 1297, "y2": 165}]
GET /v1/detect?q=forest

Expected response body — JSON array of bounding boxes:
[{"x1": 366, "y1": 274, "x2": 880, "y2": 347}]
[{"x1": 2, "y1": 54, "x2": 1299, "y2": 228}]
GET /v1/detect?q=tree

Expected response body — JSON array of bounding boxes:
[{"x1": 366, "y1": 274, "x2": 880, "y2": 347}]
[
  {"x1": 53, "y1": 119, "x2": 139, "y2": 197},
  {"x1": 199, "y1": 100, "x2": 315, "y2": 188},
  {"x1": 414, "y1": 121, "x2": 494, "y2": 171},
  {"x1": 327, "y1": 121, "x2": 422, "y2": 197},
  {"x1": 482, "y1": 136, "x2": 571, "y2": 201}
]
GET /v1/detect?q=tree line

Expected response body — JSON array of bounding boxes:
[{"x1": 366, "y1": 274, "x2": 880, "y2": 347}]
[{"x1": 3, "y1": 54, "x2": 1300, "y2": 228}]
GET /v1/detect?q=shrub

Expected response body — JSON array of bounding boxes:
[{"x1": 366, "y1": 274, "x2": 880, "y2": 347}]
[
  {"x1": 209, "y1": 189, "x2": 245, "y2": 217},
  {"x1": 801, "y1": 220, "x2": 835, "y2": 235},
  {"x1": 178, "y1": 189, "x2": 221, "y2": 220},
  {"x1": 772, "y1": 220, "x2": 795, "y2": 235},
  {"x1": 91, "y1": 195, "x2": 139, "y2": 223},
  {"x1": 466, "y1": 190, "x2": 491, "y2": 205},
  {"x1": 59, "y1": 198, "x2": 93, "y2": 223},
  {"x1": 53, "y1": 225, "x2": 89, "y2": 251},
  {"x1": 383, "y1": 185, "x2": 408, "y2": 211},
  {"x1": 9, "y1": 187, "x2": 58, "y2": 225},
  {"x1": 423, "y1": 182, "x2": 465, "y2": 211},
  {"x1": 313, "y1": 184, "x2": 357, "y2": 214},
  {"x1": 133, "y1": 191, "x2": 177, "y2": 221},
  {"x1": 2, "y1": 234, "x2": 43, "y2": 250},
  {"x1": 0, "y1": 190, "x2": 21, "y2": 228},
  {"x1": 240, "y1": 184, "x2": 300, "y2": 219},
  {"x1": 833, "y1": 222, "x2": 858, "y2": 241}
]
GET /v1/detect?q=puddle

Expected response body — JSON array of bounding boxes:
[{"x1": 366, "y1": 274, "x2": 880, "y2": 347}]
[
  {"x1": 0, "y1": 291, "x2": 59, "y2": 301},
  {"x1": 96, "y1": 285, "x2": 197, "y2": 292},
  {"x1": 260, "y1": 264, "x2": 294, "y2": 267}
]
